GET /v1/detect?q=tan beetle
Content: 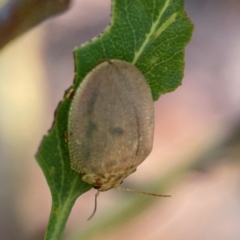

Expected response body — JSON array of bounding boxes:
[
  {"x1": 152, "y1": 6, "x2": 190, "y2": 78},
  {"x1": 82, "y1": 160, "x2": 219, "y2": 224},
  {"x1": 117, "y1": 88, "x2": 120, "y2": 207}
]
[{"x1": 68, "y1": 60, "x2": 170, "y2": 219}]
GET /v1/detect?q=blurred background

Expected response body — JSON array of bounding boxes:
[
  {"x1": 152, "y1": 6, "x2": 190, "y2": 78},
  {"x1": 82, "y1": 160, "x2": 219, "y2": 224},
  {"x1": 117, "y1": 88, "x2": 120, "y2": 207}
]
[{"x1": 1, "y1": 0, "x2": 240, "y2": 239}]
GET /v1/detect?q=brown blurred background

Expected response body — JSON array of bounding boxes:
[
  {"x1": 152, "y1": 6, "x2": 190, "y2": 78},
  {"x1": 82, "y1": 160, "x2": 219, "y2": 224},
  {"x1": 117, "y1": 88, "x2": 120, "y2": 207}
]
[{"x1": 1, "y1": 0, "x2": 240, "y2": 239}]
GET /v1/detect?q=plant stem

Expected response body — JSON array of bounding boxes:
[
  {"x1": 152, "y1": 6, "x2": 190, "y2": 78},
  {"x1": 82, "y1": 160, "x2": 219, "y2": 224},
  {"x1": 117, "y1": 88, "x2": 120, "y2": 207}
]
[{"x1": 44, "y1": 197, "x2": 76, "y2": 240}]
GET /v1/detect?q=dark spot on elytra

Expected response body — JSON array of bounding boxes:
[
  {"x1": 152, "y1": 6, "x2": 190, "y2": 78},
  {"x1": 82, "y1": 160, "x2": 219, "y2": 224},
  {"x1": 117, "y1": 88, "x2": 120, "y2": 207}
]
[
  {"x1": 87, "y1": 91, "x2": 99, "y2": 115},
  {"x1": 86, "y1": 121, "x2": 98, "y2": 137},
  {"x1": 81, "y1": 121, "x2": 98, "y2": 161},
  {"x1": 109, "y1": 127, "x2": 124, "y2": 136}
]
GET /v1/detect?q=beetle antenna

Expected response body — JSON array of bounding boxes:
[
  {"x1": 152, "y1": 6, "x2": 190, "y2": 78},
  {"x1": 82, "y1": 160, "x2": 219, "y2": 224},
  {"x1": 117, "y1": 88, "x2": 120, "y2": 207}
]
[
  {"x1": 117, "y1": 187, "x2": 171, "y2": 197},
  {"x1": 87, "y1": 190, "x2": 100, "y2": 220}
]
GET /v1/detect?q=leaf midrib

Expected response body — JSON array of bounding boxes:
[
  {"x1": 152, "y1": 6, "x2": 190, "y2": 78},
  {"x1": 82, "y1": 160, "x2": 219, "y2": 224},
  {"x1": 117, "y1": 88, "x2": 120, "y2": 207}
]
[{"x1": 132, "y1": 0, "x2": 175, "y2": 65}]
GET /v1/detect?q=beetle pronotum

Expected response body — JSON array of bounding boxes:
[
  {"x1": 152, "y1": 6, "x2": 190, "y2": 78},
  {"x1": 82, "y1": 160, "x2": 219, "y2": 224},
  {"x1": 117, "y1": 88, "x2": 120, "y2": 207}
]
[{"x1": 68, "y1": 60, "x2": 170, "y2": 219}]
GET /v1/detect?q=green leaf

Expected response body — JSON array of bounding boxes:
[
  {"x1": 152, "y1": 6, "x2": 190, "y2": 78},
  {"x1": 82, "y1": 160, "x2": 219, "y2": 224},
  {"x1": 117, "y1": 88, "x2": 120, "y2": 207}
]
[
  {"x1": 36, "y1": 0, "x2": 193, "y2": 239},
  {"x1": 74, "y1": 0, "x2": 193, "y2": 100}
]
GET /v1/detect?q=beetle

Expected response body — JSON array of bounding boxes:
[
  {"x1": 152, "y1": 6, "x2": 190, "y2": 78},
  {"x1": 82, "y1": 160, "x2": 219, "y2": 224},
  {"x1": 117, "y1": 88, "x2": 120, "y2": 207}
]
[{"x1": 68, "y1": 60, "x2": 170, "y2": 219}]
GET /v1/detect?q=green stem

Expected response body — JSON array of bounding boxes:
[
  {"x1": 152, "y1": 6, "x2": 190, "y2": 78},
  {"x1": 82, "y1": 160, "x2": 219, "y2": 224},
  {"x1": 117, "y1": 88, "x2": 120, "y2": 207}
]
[{"x1": 44, "y1": 196, "x2": 76, "y2": 240}]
